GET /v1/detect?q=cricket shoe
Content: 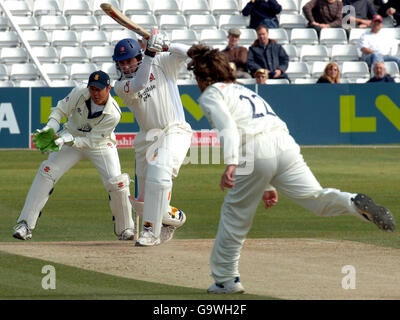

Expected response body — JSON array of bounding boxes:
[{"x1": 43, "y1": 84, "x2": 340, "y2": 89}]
[
  {"x1": 160, "y1": 206, "x2": 187, "y2": 243},
  {"x1": 352, "y1": 194, "x2": 395, "y2": 232},
  {"x1": 13, "y1": 221, "x2": 32, "y2": 240},
  {"x1": 118, "y1": 228, "x2": 135, "y2": 240},
  {"x1": 135, "y1": 230, "x2": 161, "y2": 247},
  {"x1": 207, "y1": 277, "x2": 245, "y2": 294}
]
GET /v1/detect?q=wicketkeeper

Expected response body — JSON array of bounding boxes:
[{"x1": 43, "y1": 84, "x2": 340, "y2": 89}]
[{"x1": 13, "y1": 71, "x2": 136, "y2": 241}]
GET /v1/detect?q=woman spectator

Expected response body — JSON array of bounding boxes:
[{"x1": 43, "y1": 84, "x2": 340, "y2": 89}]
[{"x1": 317, "y1": 62, "x2": 341, "y2": 83}]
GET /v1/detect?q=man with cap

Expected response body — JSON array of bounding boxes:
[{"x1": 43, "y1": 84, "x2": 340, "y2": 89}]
[
  {"x1": 221, "y1": 28, "x2": 252, "y2": 79},
  {"x1": 254, "y1": 68, "x2": 268, "y2": 84},
  {"x1": 360, "y1": 14, "x2": 400, "y2": 69},
  {"x1": 13, "y1": 71, "x2": 136, "y2": 241}
]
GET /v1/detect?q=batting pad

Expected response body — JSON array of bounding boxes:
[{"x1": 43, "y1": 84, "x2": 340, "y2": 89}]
[
  {"x1": 107, "y1": 174, "x2": 135, "y2": 236},
  {"x1": 142, "y1": 164, "x2": 172, "y2": 238},
  {"x1": 18, "y1": 161, "x2": 60, "y2": 230}
]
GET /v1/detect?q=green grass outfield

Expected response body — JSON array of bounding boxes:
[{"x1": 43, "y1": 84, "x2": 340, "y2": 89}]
[{"x1": 0, "y1": 147, "x2": 399, "y2": 301}]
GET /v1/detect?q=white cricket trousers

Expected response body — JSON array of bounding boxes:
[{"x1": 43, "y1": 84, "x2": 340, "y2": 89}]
[
  {"x1": 210, "y1": 131, "x2": 360, "y2": 283},
  {"x1": 18, "y1": 144, "x2": 122, "y2": 229}
]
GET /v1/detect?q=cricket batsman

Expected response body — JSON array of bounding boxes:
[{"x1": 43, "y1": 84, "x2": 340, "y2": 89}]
[
  {"x1": 112, "y1": 29, "x2": 192, "y2": 246},
  {"x1": 13, "y1": 71, "x2": 136, "y2": 241}
]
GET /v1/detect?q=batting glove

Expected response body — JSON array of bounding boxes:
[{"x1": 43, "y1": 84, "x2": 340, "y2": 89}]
[{"x1": 146, "y1": 28, "x2": 170, "y2": 53}]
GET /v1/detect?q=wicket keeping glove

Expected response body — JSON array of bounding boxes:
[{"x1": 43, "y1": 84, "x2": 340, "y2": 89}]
[{"x1": 33, "y1": 127, "x2": 57, "y2": 152}]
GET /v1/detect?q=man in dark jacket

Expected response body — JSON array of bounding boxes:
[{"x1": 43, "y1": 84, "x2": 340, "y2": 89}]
[
  {"x1": 247, "y1": 25, "x2": 290, "y2": 81},
  {"x1": 242, "y1": 0, "x2": 282, "y2": 29},
  {"x1": 367, "y1": 61, "x2": 395, "y2": 82},
  {"x1": 377, "y1": 0, "x2": 400, "y2": 27}
]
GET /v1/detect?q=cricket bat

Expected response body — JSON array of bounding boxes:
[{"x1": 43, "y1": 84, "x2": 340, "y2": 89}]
[{"x1": 100, "y1": 3, "x2": 151, "y2": 40}]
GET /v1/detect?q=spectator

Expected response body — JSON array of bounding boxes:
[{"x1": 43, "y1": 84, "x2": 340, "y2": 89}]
[
  {"x1": 254, "y1": 68, "x2": 268, "y2": 84},
  {"x1": 242, "y1": 0, "x2": 282, "y2": 29},
  {"x1": 316, "y1": 62, "x2": 341, "y2": 83},
  {"x1": 221, "y1": 28, "x2": 252, "y2": 79},
  {"x1": 342, "y1": 0, "x2": 377, "y2": 28},
  {"x1": 303, "y1": 0, "x2": 343, "y2": 36},
  {"x1": 360, "y1": 14, "x2": 400, "y2": 69},
  {"x1": 377, "y1": 0, "x2": 400, "y2": 27},
  {"x1": 247, "y1": 25, "x2": 290, "y2": 81},
  {"x1": 367, "y1": 61, "x2": 395, "y2": 82}
]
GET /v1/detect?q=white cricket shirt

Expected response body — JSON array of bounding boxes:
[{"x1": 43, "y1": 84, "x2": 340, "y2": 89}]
[
  {"x1": 114, "y1": 44, "x2": 190, "y2": 132},
  {"x1": 198, "y1": 82, "x2": 290, "y2": 165}
]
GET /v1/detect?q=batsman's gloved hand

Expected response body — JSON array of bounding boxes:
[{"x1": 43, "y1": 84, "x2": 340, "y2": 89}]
[
  {"x1": 33, "y1": 127, "x2": 57, "y2": 152},
  {"x1": 146, "y1": 28, "x2": 170, "y2": 53}
]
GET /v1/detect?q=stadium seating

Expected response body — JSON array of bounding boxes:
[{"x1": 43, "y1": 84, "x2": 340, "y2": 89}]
[
  {"x1": 3, "y1": 1, "x2": 32, "y2": 16},
  {"x1": 153, "y1": 0, "x2": 182, "y2": 16},
  {"x1": 282, "y1": 44, "x2": 299, "y2": 61},
  {"x1": 187, "y1": 14, "x2": 218, "y2": 32},
  {"x1": 268, "y1": 28, "x2": 289, "y2": 45},
  {"x1": 237, "y1": 28, "x2": 257, "y2": 46},
  {"x1": 210, "y1": 0, "x2": 240, "y2": 16},
  {"x1": 0, "y1": 0, "x2": 397, "y2": 86},
  {"x1": 42, "y1": 63, "x2": 70, "y2": 80},
  {"x1": 122, "y1": 0, "x2": 152, "y2": 16},
  {"x1": 90, "y1": 46, "x2": 114, "y2": 64},
  {"x1": 181, "y1": 0, "x2": 211, "y2": 16},
  {"x1": 199, "y1": 29, "x2": 228, "y2": 46},
  {"x1": 300, "y1": 45, "x2": 329, "y2": 62},
  {"x1": 158, "y1": 15, "x2": 187, "y2": 31},
  {"x1": 80, "y1": 30, "x2": 109, "y2": 47},
  {"x1": 285, "y1": 61, "x2": 310, "y2": 81},
  {"x1": 10, "y1": 63, "x2": 38, "y2": 81},
  {"x1": 341, "y1": 61, "x2": 370, "y2": 82},
  {"x1": 170, "y1": 29, "x2": 199, "y2": 45},
  {"x1": 62, "y1": 0, "x2": 92, "y2": 17},
  {"x1": 0, "y1": 47, "x2": 28, "y2": 64},
  {"x1": 69, "y1": 63, "x2": 98, "y2": 81},
  {"x1": 33, "y1": 0, "x2": 62, "y2": 17},
  {"x1": 290, "y1": 28, "x2": 318, "y2": 45},
  {"x1": 52, "y1": 30, "x2": 80, "y2": 47},
  {"x1": 218, "y1": 14, "x2": 247, "y2": 31},
  {"x1": 12, "y1": 16, "x2": 39, "y2": 31},
  {"x1": 0, "y1": 64, "x2": 9, "y2": 80},
  {"x1": 280, "y1": 0, "x2": 299, "y2": 14},
  {"x1": 32, "y1": 47, "x2": 59, "y2": 63}
]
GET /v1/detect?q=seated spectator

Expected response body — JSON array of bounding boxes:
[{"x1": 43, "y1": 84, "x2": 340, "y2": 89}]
[
  {"x1": 303, "y1": 0, "x2": 343, "y2": 36},
  {"x1": 377, "y1": 0, "x2": 400, "y2": 27},
  {"x1": 367, "y1": 61, "x2": 395, "y2": 82},
  {"x1": 360, "y1": 14, "x2": 400, "y2": 69},
  {"x1": 221, "y1": 28, "x2": 252, "y2": 79},
  {"x1": 342, "y1": 0, "x2": 377, "y2": 28},
  {"x1": 254, "y1": 68, "x2": 268, "y2": 84},
  {"x1": 242, "y1": 0, "x2": 282, "y2": 29},
  {"x1": 247, "y1": 25, "x2": 290, "y2": 81},
  {"x1": 316, "y1": 62, "x2": 341, "y2": 83}
]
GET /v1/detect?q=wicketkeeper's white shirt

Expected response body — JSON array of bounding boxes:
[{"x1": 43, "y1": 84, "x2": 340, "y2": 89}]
[{"x1": 49, "y1": 87, "x2": 121, "y2": 149}]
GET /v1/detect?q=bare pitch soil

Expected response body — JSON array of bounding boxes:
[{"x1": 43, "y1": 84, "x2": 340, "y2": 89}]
[{"x1": 1, "y1": 238, "x2": 400, "y2": 300}]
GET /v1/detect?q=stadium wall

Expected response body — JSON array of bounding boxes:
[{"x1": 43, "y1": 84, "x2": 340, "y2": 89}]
[{"x1": 1, "y1": 83, "x2": 399, "y2": 148}]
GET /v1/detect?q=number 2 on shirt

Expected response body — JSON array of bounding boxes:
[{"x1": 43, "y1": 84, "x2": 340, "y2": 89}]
[{"x1": 239, "y1": 94, "x2": 276, "y2": 118}]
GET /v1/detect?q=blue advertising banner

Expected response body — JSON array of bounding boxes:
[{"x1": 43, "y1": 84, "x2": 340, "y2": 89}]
[
  {"x1": 1, "y1": 83, "x2": 399, "y2": 148},
  {"x1": 0, "y1": 88, "x2": 30, "y2": 148}
]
